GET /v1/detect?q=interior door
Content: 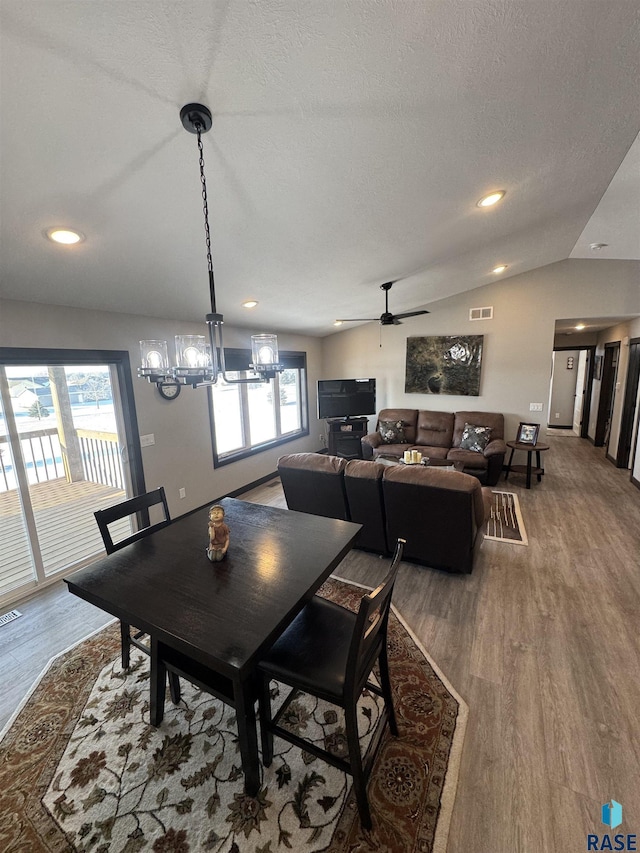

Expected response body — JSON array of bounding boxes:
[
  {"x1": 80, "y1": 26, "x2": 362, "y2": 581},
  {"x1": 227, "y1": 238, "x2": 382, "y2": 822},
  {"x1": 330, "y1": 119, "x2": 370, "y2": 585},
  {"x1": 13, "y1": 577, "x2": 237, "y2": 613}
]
[
  {"x1": 594, "y1": 344, "x2": 619, "y2": 447},
  {"x1": 616, "y1": 339, "x2": 640, "y2": 469},
  {"x1": 572, "y1": 350, "x2": 588, "y2": 434}
]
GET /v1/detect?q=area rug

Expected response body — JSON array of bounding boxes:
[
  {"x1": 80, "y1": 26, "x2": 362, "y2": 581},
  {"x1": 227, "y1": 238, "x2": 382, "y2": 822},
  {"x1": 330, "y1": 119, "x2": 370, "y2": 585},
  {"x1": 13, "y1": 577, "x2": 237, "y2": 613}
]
[
  {"x1": 485, "y1": 490, "x2": 528, "y2": 545},
  {"x1": 0, "y1": 577, "x2": 467, "y2": 853}
]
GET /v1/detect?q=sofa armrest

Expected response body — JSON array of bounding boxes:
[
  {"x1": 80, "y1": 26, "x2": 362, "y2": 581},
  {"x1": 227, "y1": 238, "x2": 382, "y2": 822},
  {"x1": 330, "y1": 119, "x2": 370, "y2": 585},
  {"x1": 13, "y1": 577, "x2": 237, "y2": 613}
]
[
  {"x1": 483, "y1": 438, "x2": 507, "y2": 458},
  {"x1": 362, "y1": 432, "x2": 383, "y2": 450},
  {"x1": 480, "y1": 486, "x2": 493, "y2": 526},
  {"x1": 482, "y1": 439, "x2": 506, "y2": 486}
]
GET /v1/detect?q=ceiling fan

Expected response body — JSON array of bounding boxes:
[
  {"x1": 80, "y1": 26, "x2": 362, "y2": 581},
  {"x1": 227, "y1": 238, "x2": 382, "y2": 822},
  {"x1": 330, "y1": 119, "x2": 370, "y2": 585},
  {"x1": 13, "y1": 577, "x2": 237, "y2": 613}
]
[{"x1": 336, "y1": 281, "x2": 430, "y2": 326}]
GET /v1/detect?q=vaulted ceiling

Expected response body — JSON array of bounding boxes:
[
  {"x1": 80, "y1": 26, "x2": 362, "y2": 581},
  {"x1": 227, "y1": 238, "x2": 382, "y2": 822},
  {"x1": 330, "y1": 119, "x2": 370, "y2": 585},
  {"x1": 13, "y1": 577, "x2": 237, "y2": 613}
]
[{"x1": 1, "y1": 1, "x2": 639, "y2": 336}]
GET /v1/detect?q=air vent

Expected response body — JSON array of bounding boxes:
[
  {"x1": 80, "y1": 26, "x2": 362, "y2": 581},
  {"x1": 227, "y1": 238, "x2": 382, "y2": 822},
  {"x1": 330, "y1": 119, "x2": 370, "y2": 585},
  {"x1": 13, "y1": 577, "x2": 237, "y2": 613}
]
[
  {"x1": 0, "y1": 609, "x2": 22, "y2": 627},
  {"x1": 469, "y1": 306, "x2": 493, "y2": 321}
]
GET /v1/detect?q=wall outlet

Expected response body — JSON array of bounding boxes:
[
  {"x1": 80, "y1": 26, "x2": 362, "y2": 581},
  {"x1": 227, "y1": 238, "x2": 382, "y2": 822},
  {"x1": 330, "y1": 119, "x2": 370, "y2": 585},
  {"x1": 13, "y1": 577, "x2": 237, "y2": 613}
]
[
  {"x1": 529, "y1": 403, "x2": 543, "y2": 412},
  {"x1": 555, "y1": 413, "x2": 560, "y2": 419},
  {"x1": 140, "y1": 433, "x2": 155, "y2": 447},
  {"x1": 178, "y1": 487, "x2": 186, "y2": 499}
]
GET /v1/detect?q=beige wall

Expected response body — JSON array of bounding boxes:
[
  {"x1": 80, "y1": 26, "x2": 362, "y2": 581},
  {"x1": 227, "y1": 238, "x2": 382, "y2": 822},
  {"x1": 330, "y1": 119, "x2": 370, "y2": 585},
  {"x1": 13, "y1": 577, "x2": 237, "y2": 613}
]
[
  {"x1": 320, "y1": 259, "x2": 640, "y2": 448},
  {"x1": 0, "y1": 299, "x2": 323, "y2": 517},
  {"x1": 2, "y1": 257, "x2": 639, "y2": 508}
]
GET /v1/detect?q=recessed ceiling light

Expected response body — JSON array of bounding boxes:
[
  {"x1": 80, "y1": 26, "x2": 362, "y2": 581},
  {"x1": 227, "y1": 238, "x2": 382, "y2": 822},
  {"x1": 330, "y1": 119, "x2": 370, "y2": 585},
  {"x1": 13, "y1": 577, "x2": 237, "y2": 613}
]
[
  {"x1": 477, "y1": 190, "x2": 505, "y2": 208},
  {"x1": 492, "y1": 264, "x2": 508, "y2": 274},
  {"x1": 589, "y1": 242, "x2": 608, "y2": 251},
  {"x1": 334, "y1": 320, "x2": 343, "y2": 327},
  {"x1": 46, "y1": 228, "x2": 84, "y2": 245},
  {"x1": 575, "y1": 323, "x2": 585, "y2": 331},
  {"x1": 242, "y1": 300, "x2": 258, "y2": 308}
]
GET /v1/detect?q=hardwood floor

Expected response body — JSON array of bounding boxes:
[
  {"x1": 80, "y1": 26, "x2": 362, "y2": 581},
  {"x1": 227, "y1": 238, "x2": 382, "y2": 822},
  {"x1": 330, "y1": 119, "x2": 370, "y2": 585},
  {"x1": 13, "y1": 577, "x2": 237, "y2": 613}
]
[{"x1": 1, "y1": 436, "x2": 639, "y2": 851}]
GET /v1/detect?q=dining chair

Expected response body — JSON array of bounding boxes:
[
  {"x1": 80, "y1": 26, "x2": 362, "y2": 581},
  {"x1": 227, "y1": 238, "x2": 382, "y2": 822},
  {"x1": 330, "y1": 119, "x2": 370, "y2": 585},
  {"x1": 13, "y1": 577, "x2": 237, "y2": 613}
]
[
  {"x1": 257, "y1": 537, "x2": 405, "y2": 830},
  {"x1": 94, "y1": 487, "x2": 180, "y2": 703}
]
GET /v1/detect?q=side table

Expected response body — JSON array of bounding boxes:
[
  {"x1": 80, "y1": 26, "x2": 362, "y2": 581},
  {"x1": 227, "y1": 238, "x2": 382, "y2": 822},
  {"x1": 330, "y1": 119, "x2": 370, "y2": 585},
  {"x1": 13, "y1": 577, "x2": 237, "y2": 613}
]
[{"x1": 504, "y1": 441, "x2": 549, "y2": 489}]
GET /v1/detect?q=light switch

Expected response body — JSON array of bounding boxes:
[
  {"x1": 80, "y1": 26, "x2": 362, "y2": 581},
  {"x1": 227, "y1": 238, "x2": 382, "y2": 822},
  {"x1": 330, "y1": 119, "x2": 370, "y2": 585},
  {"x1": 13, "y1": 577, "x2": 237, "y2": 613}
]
[{"x1": 140, "y1": 433, "x2": 155, "y2": 447}]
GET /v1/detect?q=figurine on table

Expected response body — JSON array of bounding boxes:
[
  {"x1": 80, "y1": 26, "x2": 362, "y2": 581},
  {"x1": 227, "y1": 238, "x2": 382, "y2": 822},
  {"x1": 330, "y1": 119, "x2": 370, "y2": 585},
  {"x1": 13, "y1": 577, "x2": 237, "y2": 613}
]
[{"x1": 206, "y1": 504, "x2": 230, "y2": 562}]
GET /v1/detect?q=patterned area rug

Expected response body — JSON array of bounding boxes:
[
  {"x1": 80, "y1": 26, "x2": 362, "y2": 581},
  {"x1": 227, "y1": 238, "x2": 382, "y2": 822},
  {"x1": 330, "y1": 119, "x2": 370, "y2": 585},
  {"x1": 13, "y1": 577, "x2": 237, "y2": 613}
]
[
  {"x1": 485, "y1": 491, "x2": 528, "y2": 545},
  {"x1": 0, "y1": 577, "x2": 467, "y2": 852}
]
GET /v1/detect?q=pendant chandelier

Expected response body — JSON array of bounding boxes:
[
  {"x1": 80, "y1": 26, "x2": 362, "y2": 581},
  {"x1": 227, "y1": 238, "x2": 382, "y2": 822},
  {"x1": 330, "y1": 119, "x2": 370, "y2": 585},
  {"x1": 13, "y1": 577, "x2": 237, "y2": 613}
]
[{"x1": 139, "y1": 103, "x2": 283, "y2": 388}]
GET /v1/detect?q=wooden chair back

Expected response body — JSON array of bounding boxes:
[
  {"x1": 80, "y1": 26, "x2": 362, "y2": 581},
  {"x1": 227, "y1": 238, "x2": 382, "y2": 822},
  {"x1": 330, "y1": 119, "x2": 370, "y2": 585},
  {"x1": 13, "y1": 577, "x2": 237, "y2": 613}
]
[
  {"x1": 346, "y1": 537, "x2": 404, "y2": 693},
  {"x1": 94, "y1": 487, "x2": 171, "y2": 554}
]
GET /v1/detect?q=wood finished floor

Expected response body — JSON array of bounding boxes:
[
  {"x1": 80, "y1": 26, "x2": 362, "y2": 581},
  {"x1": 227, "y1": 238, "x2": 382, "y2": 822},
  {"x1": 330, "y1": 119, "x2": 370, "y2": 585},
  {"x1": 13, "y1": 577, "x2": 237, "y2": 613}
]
[
  {"x1": 0, "y1": 478, "x2": 127, "y2": 596},
  {"x1": 1, "y1": 435, "x2": 639, "y2": 851}
]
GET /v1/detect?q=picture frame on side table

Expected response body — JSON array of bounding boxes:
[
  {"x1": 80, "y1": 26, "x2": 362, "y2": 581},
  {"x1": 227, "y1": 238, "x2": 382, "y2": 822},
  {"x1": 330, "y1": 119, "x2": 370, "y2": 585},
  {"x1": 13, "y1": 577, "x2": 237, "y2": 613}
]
[{"x1": 516, "y1": 422, "x2": 540, "y2": 445}]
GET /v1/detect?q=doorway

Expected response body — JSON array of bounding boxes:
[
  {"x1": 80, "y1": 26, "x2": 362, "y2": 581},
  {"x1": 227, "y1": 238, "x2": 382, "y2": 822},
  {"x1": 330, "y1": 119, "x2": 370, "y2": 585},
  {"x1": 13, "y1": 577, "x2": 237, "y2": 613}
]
[
  {"x1": 616, "y1": 337, "x2": 640, "y2": 469},
  {"x1": 572, "y1": 351, "x2": 588, "y2": 433},
  {"x1": 0, "y1": 347, "x2": 145, "y2": 605},
  {"x1": 549, "y1": 345, "x2": 595, "y2": 438},
  {"x1": 594, "y1": 343, "x2": 620, "y2": 448}
]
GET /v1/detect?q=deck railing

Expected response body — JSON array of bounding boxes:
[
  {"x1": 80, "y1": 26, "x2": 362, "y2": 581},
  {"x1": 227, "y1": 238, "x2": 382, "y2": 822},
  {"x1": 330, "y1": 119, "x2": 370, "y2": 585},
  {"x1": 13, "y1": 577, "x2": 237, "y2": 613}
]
[
  {"x1": 0, "y1": 428, "x2": 123, "y2": 492},
  {"x1": 77, "y1": 429, "x2": 124, "y2": 490},
  {"x1": 0, "y1": 428, "x2": 63, "y2": 491}
]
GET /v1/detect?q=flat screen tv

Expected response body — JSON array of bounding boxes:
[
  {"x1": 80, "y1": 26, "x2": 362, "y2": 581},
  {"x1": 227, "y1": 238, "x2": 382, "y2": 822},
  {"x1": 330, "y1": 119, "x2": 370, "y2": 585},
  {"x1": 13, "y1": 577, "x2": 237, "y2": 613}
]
[{"x1": 317, "y1": 378, "x2": 376, "y2": 420}]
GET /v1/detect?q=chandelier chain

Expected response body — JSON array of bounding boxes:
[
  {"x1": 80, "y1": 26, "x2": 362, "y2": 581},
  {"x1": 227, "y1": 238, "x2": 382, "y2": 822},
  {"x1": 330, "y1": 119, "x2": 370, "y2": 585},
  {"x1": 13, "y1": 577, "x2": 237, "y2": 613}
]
[
  {"x1": 196, "y1": 125, "x2": 213, "y2": 276},
  {"x1": 137, "y1": 103, "x2": 282, "y2": 388}
]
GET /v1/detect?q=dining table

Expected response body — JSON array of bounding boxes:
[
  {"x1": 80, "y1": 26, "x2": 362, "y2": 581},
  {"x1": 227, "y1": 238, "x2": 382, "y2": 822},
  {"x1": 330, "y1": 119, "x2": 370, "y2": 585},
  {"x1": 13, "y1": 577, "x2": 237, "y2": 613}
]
[{"x1": 65, "y1": 496, "x2": 362, "y2": 796}]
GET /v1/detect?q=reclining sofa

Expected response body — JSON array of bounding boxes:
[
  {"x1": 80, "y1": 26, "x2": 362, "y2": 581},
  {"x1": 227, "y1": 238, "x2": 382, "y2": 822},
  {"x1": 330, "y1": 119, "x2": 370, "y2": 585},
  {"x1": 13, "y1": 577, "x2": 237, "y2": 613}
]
[
  {"x1": 277, "y1": 452, "x2": 491, "y2": 574},
  {"x1": 362, "y1": 409, "x2": 506, "y2": 486}
]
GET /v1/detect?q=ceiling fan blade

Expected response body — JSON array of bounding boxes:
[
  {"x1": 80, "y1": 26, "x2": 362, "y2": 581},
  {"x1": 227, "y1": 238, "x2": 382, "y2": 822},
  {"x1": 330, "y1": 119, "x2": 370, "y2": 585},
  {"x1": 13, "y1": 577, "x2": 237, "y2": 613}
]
[
  {"x1": 393, "y1": 309, "x2": 430, "y2": 319},
  {"x1": 336, "y1": 281, "x2": 429, "y2": 327}
]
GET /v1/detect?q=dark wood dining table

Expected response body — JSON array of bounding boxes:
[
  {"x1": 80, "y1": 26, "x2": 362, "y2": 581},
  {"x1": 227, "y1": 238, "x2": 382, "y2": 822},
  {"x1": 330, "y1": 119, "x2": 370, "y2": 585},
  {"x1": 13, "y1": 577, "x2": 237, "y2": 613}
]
[{"x1": 65, "y1": 496, "x2": 362, "y2": 796}]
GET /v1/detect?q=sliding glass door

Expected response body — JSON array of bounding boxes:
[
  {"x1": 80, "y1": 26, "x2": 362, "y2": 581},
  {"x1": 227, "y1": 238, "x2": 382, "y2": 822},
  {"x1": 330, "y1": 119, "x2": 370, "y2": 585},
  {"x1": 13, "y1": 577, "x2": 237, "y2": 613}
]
[{"x1": 0, "y1": 348, "x2": 144, "y2": 604}]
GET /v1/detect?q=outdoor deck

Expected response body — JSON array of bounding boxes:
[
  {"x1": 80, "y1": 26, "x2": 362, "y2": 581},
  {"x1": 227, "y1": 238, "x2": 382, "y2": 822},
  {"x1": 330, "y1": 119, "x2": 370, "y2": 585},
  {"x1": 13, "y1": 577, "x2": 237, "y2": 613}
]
[{"x1": 0, "y1": 478, "x2": 127, "y2": 599}]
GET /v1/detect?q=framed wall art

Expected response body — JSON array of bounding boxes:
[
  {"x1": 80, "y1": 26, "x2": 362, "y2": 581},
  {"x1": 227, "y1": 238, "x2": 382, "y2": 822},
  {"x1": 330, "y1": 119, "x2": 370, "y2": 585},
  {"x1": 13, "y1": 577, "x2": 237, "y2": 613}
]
[{"x1": 405, "y1": 335, "x2": 484, "y2": 396}]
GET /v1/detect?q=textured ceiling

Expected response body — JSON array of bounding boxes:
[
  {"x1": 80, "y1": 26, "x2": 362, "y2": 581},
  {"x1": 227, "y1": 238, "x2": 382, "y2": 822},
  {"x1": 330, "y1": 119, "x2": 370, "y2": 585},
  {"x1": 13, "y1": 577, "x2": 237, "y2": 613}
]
[
  {"x1": 1, "y1": 1, "x2": 639, "y2": 336},
  {"x1": 570, "y1": 132, "x2": 640, "y2": 260}
]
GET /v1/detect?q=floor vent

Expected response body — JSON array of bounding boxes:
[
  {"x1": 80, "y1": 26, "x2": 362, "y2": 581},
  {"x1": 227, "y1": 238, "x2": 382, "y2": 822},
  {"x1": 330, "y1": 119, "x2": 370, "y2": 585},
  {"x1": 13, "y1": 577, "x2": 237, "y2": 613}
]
[
  {"x1": 0, "y1": 609, "x2": 22, "y2": 627},
  {"x1": 469, "y1": 306, "x2": 493, "y2": 320}
]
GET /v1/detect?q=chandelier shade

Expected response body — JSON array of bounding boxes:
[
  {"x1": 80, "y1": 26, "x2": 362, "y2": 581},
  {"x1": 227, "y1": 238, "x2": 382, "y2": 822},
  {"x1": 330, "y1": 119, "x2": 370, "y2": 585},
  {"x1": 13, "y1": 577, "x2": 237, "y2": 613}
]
[
  {"x1": 138, "y1": 103, "x2": 283, "y2": 389},
  {"x1": 139, "y1": 340, "x2": 169, "y2": 377},
  {"x1": 251, "y1": 334, "x2": 280, "y2": 375}
]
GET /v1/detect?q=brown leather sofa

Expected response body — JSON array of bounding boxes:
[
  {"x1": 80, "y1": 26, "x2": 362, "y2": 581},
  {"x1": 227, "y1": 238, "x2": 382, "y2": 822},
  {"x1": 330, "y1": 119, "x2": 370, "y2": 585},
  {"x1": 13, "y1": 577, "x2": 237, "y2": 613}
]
[
  {"x1": 278, "y1": 453, "x2": 491, "y2": 573},
  {"x1": 382, "y1": 463, "x2": 489, "y2": 574},
  {"x1": 275, "y1": 452, "x2": 350, "y2": 520},
  {"x1": 362, "y1": 408, "x2": 507, "y2": 486},
  {"x1": 343, "y1": 459, "x2": 388, "y2": 554}
]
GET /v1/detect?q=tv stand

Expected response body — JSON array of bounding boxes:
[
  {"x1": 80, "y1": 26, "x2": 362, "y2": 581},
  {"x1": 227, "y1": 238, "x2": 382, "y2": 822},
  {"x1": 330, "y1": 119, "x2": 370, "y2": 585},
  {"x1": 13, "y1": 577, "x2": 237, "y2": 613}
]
[{"x1": 326, "y1": 417, "x2": 368, "y2": 459}]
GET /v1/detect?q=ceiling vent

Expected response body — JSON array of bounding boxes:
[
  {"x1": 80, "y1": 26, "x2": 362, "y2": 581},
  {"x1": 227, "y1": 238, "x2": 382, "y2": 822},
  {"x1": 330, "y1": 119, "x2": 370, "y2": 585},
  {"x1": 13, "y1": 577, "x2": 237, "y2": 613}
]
[{"x1": 469, "y1": 306, "x2": 493, "y2": 321}]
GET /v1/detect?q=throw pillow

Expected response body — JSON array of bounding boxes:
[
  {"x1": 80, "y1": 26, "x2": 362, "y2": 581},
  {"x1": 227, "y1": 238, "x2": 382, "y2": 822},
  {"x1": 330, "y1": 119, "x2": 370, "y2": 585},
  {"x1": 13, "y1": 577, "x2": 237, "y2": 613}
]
[
  {"x1": 459, "y1": 422, "x2": 491, "y2": 453},
  {"x1": 378, "y1": 419, "x2": 407, "y2": 445}
]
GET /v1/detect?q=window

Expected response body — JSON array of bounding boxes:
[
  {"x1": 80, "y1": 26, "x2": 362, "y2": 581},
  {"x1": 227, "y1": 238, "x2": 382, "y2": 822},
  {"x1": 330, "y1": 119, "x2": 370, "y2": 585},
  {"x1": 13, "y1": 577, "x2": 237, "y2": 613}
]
[{"x1": 209, "y1": 351, "x2": 308, "y2": 465}]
